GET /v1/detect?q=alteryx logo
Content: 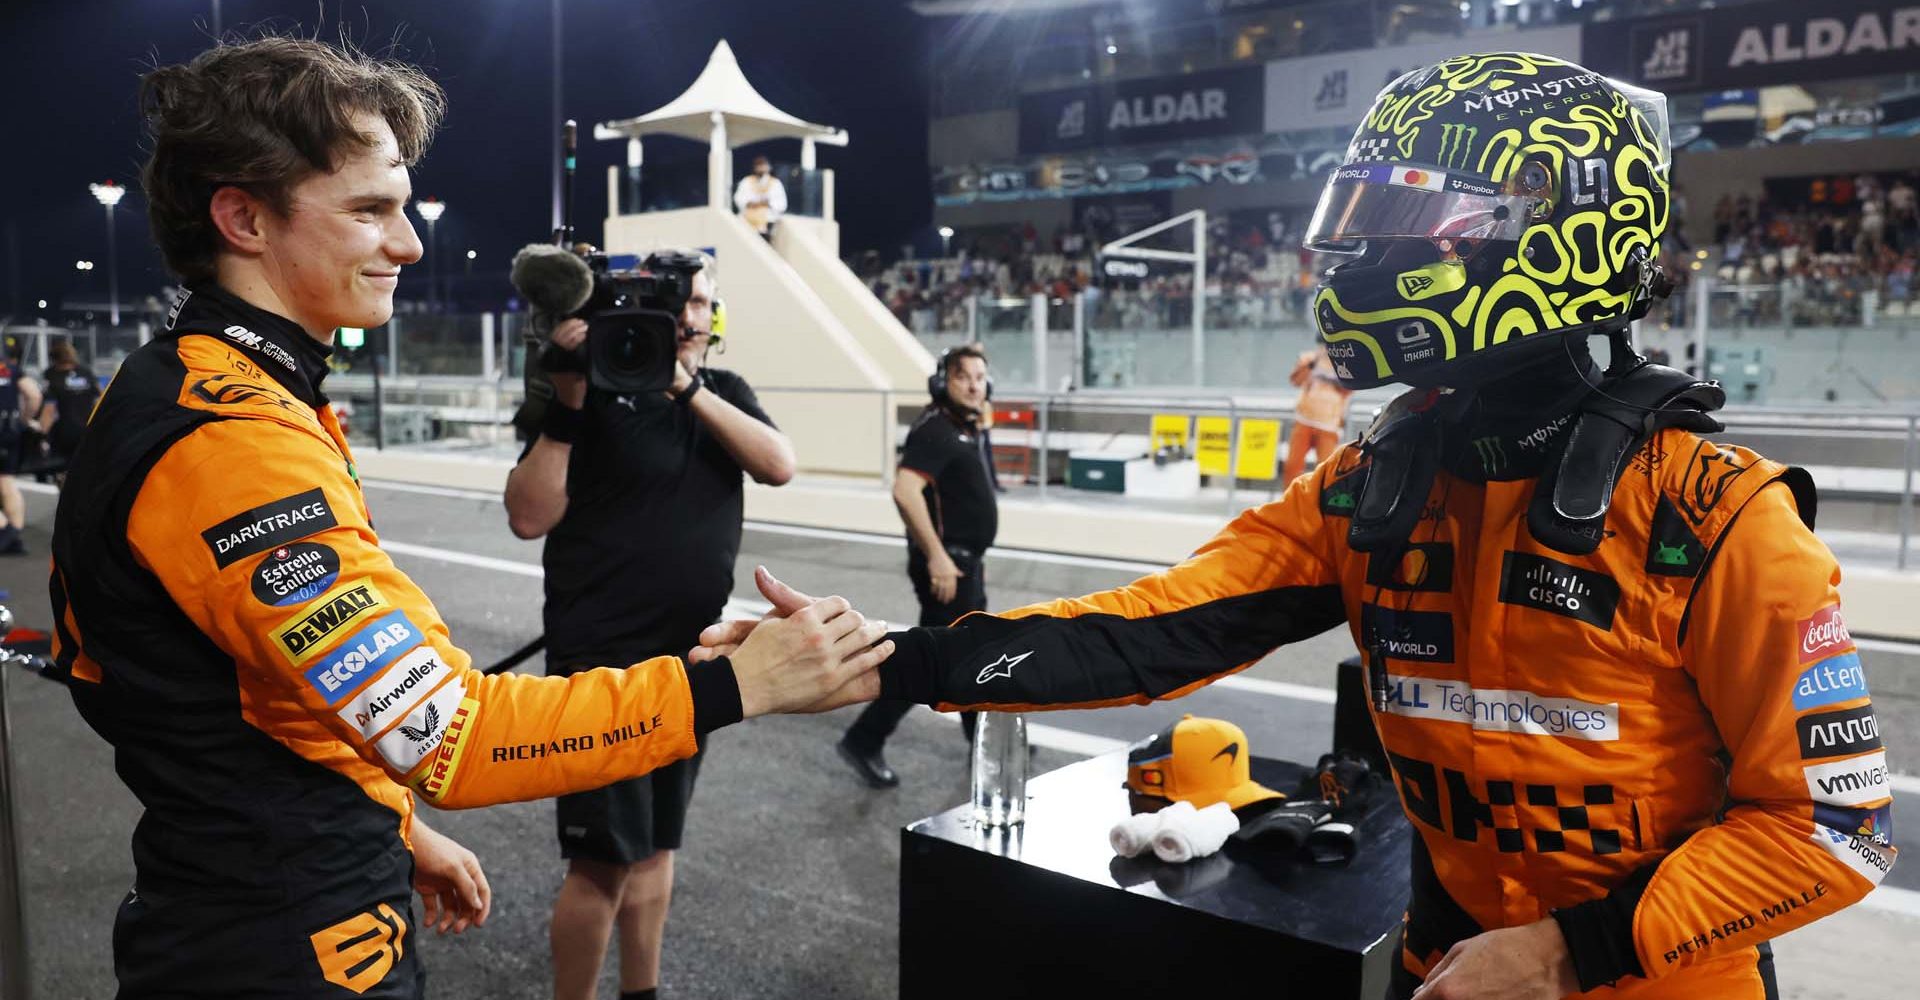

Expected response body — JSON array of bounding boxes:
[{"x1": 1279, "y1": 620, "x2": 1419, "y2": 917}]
[
  {"x1": 1792, "y1": 652, "x2": 1869, "y2": 711},
  {"x1": 303, "y1": 611, "x2": 421, "y2": 705}
]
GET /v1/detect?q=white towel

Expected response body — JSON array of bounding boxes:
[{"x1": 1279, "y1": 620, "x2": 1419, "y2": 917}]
[
  {"x1": 1151, "y1": 802, "x2": 1239, "y2": 864},
  {"x1": 1108, "y1": 800, "x2": 1194, "y2": 858}
]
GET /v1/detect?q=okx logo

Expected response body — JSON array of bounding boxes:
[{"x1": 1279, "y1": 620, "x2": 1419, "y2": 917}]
[
  {"x1": 1437, "y1": 123, "x2": 1478, "y2": 169},
  {"x1": 1498, "y1": 552, "x2": 1621, "y2": 631}
]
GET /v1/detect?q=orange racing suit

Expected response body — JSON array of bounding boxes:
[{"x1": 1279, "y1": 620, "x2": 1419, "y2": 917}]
[
  {"x1": 50, "y1": 283, "x2": 742, "y2": 998},
  {"x1": 878, "y1": 429, "x2": 1895, "y2": 998}
]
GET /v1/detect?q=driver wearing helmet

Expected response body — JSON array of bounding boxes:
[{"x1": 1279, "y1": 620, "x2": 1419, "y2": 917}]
[{"x1": 707, "y1": 52, "x2": 1897, "y2": 999}]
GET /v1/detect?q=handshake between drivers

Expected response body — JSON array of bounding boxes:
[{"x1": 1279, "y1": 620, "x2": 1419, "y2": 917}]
[{"x1": 702, "y1": 566, "x2": 897, "y2": 717}]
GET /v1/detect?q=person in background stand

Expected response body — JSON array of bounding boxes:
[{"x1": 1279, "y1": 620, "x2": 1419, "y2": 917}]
[
  {"x1": 732, "y1": 155, "x2": 787, "y2": 238},
  {"x1": 1283, "y1": 343, "x2": 1352, "y2": 483},
  {"x1": 504, "y1": 256, "x2": 797, "y2": 1000},
  {"x1": 836, "y1": 345, "x2": 996, "y2": 788},
  {"x1": 37, "y1": 341, "x2": 102, "y2": 485},
  {"x1": 0, "y1": 346, "x2": 43, "y2": 554}
]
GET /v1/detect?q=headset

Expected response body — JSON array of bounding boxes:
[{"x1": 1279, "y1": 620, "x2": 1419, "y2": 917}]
[{"x1": 928, "y1": 346, "x2": 993, "y2": 409}]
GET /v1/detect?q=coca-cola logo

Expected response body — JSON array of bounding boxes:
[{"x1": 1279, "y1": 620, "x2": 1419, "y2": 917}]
[{"x1": 1799, "y1": 605, "x2": 1853, "y2": 664}]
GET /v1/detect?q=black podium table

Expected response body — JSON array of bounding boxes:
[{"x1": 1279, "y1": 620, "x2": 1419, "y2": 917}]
[{"x1": 900, "y1": 751, "x2": 1410, "y2": 999}]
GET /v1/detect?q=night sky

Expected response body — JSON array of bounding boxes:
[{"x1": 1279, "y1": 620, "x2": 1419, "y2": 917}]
[{"x1": 0, "y1": 0, "x2": 934, "y2": 318}]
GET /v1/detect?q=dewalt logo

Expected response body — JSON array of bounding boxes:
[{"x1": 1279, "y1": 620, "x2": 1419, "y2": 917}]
[
  {"x1": 275, "y1": 581, "x2": 389, "y2": 666},
  {"x1": 1437, "y1": 123, "x2": 1478, "y2": 169}
]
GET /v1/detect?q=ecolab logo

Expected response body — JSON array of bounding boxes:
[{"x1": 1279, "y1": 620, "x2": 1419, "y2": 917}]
[
  {"x1": 303, "y1": 611, "x2": 420, "y2": 704},
  {"x1": 1799, "y1": 605, "x2": 1853, "y2": 663}
]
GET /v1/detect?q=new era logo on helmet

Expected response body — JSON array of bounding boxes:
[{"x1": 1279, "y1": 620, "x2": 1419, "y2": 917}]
[{"x1": 1401, "y1": 274, "x2": 1435, "y2": 296}]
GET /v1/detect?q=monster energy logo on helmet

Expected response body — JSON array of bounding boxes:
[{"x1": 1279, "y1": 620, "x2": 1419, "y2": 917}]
[
  {"x1": 1437, "y1": 123, "x2": 1478, "y2": 169},
  {"x1": 1472, "y1": 437, "x2": 1508, "y2": 475}
]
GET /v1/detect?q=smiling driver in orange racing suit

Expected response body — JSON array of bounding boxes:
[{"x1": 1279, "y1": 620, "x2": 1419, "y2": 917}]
[
  {"x1": 701, "y1": 53, "x2": 1896, "y2": 1000},
  {"x1": 50, "y1": 38, "x2": 893, "y2": 999}
]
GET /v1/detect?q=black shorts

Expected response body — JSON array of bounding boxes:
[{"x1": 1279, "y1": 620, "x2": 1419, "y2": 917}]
[
  {"x1": 0, "y1": 433, "x2": 19, "y2": 475},
  {"x1": 549, "y1": 647, "x2": 708, "y2": 864},
  {"x1": 555, "y1": 744, "x2": 705, "y2": 864}
]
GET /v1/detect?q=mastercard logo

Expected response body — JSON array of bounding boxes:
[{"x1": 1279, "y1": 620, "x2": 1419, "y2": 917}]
[{"x1": 1402, "y1": 169, "x2": 1429, "y2": 185}]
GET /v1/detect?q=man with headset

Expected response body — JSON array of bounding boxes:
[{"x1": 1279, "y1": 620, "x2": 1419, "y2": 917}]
[{"x1": 836, "y1": 344, "x2": 995, "y2": 788}]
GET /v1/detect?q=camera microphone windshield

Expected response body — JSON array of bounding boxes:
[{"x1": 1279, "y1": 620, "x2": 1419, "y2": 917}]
[{"x1": 510, "y1": 243, "x2": 594, "y2": 317}]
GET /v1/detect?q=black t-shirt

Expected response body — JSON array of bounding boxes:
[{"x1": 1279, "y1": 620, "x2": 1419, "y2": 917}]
[
  {"x1": 541, "y1": 368, "x2": 774, "y2": 668},
  {"x1": 899, "y1": 407, "x2": 998, "y2": 554},
  {"x1": 42, "y1": 364, "x2": 101, "y2": 448}
]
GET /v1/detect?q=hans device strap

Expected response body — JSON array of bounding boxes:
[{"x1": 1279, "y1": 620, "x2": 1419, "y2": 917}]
[{"x1": 1526, "y1": 362, "x2": 1724, "y2": 555}]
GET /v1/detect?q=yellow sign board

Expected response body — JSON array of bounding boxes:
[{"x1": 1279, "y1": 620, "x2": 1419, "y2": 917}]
[
  {"x1": 1233, "y1": 418, "x2": 1282, "y2": 480},
  {"x1": 1150, "y1": 414, "x2": 1191, "y2": 453},
  {"x1": 1195, "y1": 416, "x2": 1233, "y2": 476}
]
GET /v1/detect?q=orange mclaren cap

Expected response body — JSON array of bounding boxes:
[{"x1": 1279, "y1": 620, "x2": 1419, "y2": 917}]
[{"x1": 1125, "y1": 715, "x2": 1284, "y2": 811}]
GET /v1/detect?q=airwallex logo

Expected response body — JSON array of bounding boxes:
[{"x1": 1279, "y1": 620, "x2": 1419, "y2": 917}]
[{"x1": 1498, "y1": 552, "x2": 1621, "y2": 630}]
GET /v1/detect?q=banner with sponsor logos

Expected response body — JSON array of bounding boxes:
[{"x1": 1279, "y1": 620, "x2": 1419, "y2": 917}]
[
  {"x1": 1262, "y1": 26, "x2": 1582, "y2": 135},
  {"x1": 1019, "y1": 64, "x2": 1265, "y2": 154},
  {"x1": 934, "y1": 141, "x2": 1346, "y2": 207},
  {"x1": 1584, "y1": 0, "x2": 1920, "y2": 92}
]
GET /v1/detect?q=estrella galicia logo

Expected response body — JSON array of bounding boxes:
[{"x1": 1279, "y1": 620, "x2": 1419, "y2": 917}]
[
  {"x1": 201, "y1": 489, "x2": 338, "y2": 569},
  {"x1": 251, "y1": 542, "x2": 341, "y2": 607},
  {"x1": 1365, "y1": 542, "x2": 1453, "y2": 593},
  {"x1": 976, "y1": 650, "x2": 1032, "y2": 685},
  {"x1": 1437, "y1": 123, "x2": 1478, "y2": 168},
  {"x1": 1797, "y1": 704, "x2": 1882, "y2": 761},
  {"x1": 1645, "y1": 496, "x2": 1705, "y2": 578},
  {"x1": 1360, "y1": 605, "x2": 1454, "y2": 663},
  {"x1": 1793, "y1": 652, "x2": 1869, "y2": 712},
  {"x1": 1498, "y1": 552, "x2": 1621, "y2": 631}
]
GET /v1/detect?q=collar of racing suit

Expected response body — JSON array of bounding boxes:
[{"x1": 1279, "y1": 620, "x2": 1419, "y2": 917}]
[
  {"x1": 165, "y1": 282, "x2": 335, "y2": 406},
  {"x1": 1437, "y1": 341, "x2": 1599, "y2": 484}
]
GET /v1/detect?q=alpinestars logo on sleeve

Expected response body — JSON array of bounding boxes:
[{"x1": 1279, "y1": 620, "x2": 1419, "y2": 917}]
[{"x1": 976, "y1": 651, "x2": 1033, "y2": 685}]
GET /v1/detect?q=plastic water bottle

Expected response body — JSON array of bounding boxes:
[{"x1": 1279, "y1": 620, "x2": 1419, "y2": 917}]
[{"x1": 970, "y1": 712, "x2": 1028, "y2": 827}]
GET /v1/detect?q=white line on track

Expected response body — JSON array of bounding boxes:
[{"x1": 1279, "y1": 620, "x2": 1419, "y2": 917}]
[{"x1": 357, "y1": 477, "x2": 1171, "y2": 574}]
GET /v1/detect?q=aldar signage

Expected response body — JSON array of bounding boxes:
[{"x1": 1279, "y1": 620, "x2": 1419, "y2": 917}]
[
  {"x1": 1018, "y1": 64, "x2": 1264, "y2": 154},
  {"x1": 1263, "y1": 26, "x2": 1583, "y2": 135},
  {"x1": 1585, "y1": 0, "x2": 1920, "y2": 92}
]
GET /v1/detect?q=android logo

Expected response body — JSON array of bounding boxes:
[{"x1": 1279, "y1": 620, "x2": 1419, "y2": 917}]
[
  {"x1": 1653, "y1": 542, "x2": 1690, "y2": 567},
  {"x1": 1326, "y1": 491, "x2": 1356, "y2": 511}
]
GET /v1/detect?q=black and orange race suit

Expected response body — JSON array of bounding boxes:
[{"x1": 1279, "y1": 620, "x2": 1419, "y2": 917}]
[
  {"x1": 50, "y1": 284, "x2": 742, "y2": 998},
  {"x1": 880, "y1": 430, "x2": 1895, "y2": 998}
]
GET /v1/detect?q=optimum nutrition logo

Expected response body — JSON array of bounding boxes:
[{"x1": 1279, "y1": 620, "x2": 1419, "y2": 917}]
[
  {"x1": 1498, "y1": 553, "x2": 1621, "y2": 630},
  {"x1": 1437, "y1": 123, "x2": 1477, "y2": 168}
]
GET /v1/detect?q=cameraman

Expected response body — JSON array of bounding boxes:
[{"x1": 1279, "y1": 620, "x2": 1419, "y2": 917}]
[{"x1": 504, "y1": 258, "x2": 795, "y2": 1000}]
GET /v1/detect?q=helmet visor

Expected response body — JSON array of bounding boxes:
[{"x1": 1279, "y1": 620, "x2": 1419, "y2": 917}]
[{"x1": 1305, "y1": 163, "x2": 1543, "y2": 252}]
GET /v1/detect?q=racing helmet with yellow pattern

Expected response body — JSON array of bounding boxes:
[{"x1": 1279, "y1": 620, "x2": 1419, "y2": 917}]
[{"x1": 1307, "y1": 53, "x2": 1674, "y2": 390}]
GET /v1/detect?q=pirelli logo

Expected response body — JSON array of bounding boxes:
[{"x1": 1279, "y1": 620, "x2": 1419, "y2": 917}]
[
  {"x1": 275, "y1": 582, "x2": 389, "y2": 665},
  {"x1": 417, "y1": 697, "x2": 480, "y2": 802}
]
